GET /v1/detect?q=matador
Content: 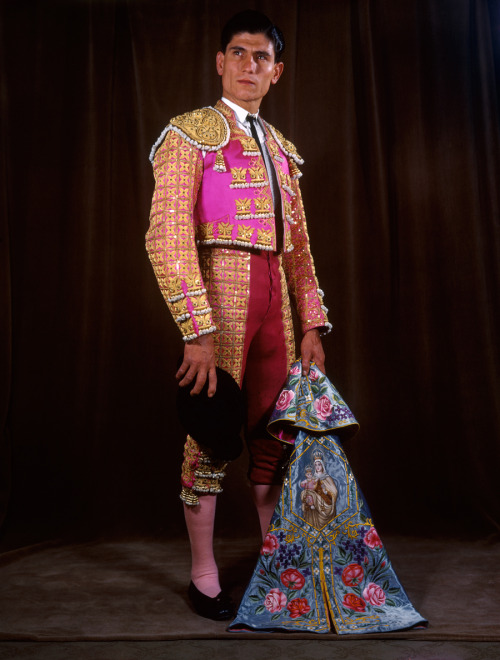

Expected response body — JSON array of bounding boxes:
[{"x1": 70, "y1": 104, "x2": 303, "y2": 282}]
[{"x1": 145, "y1": 10, "x2": 331, "y2": 620}]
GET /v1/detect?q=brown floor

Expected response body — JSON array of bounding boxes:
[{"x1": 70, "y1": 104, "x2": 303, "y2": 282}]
[
  {"x1": 0, "y1": 534, "x2": 498, "y2": 658},
  {"x1": 0, "y1": 639, "x2": 500, "y2": 659}
]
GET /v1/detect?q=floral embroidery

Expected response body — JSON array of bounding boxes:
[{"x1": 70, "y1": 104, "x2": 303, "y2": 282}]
[
  {"x1": 363, "y1": 582, "x2": 386, "y2": 607},
  {"x1": 364, "y1": 527, "x2": 383, "y2": 549},
  {"x1": 341, "y1": 563, "x2": 364, "y2": 587},
  {"x1": 287, "y1": 598, "x2": 311, "y2": 618},
  {"x1": 313, "y1": 395, "x2": 333, "y2": 420},
  {"x1": 261, "y1": 533, "x2": 279, "y2": 556},
  {"x1": 267, "y1": 363, "x2": 359, "y2": 439},
  {"x1": 264, "y1": 588, "x2": 287, "y2": 613},
  {"x1": 280, "y1": 568, "x2": 306, "y2": 590},
  {"x1": 229, "y1": 360, "x2": 426, "y2": 634},
  {"x1": 342, "y1": 593, "x2": 366, "y2": 613},
  {"x1": 276, "y1": 389, "x2": 295, "y2": 411}
]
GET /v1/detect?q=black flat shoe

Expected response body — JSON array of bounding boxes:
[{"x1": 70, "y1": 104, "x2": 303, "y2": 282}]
[{"x1": 188, "y1": 581, "x2": 234, "y2": 621}]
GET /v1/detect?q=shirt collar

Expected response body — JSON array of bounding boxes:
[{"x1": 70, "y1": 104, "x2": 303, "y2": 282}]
[{"x1": 221, "y1": 97, "x2": 259, "y2": 124}]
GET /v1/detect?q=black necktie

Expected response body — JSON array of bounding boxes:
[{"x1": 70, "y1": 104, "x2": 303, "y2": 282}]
[
  {"x1": 247, "y1": 114, "x2": 283, "y2": 251},
  {"x1": 247, "y1": 114, "x2": 265, "y2": 157}
]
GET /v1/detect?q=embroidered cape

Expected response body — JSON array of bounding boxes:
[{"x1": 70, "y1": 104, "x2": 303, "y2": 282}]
[{"x1": 229, "y1": 360, "x2": 427, "y2": 634}]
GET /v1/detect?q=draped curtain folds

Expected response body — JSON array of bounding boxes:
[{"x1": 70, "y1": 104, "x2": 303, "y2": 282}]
[{"x1": 1, "y1": 0, "x2": 499, "y2": 543}]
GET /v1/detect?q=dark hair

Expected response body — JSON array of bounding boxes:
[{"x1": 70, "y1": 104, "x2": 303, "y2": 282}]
[{"x1": 220, "y1": 10, "x2": 285, "y2": 62}]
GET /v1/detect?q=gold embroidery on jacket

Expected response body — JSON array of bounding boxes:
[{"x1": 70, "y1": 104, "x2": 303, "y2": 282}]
[
  {"x1": 257, "y1": 229, "x2": 273, "y2": 247},
  {"x1": 249, "y1": 167, "x2": 266, "y2": 184},
  {"x1": 171, "y1": 298, "x2": 189, "y2": 316},
  {"x1": 267, "y1": 139, "x2": 283, "y2": 162},
  {"x1": 236, "y1": 224, "x2": 254, "y2": 244},
  {"x1": 254, "y1": 197, "x2": 273, "y2": 215},
  {"x1": 288, "y1": 159, "x2": 302, "y2": 180},
  {"x1": 217, "y1": 222, "x2": 233, "y2": 241},
  {"x1": 165, "y1": 276, "x2": 183, "y2": 300},
  {"x1": 170, "y1": 107, "x2": 229, "y2": 148},
  {"x1": 265, "y1": 123, "x2": 304, "y2": 163},
  {"x1": 197, "y1": 224, "x2": 215, "y2": 244},
  {"x1": 240, "y1": 136, "x2": 259, "y2": 154},
  {"x1": 214, "y1": 150, "x2": 226, "y2": 172},
  {"x1": 231, "y1": 167, "x2": 247, "y2": 185},
  {"x1": 235, "y1": 198, "x2": 252, "y2": 215}
]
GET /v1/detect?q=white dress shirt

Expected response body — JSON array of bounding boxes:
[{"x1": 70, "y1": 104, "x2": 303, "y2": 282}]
[{"x1": 221, "y1": 97, "x2": 280, "y2": 211}]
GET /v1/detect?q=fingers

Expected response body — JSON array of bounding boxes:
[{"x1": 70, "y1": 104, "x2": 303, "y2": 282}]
[
  {"x1": 176, "y1": 358, "x2": 209, "y2": 393},
  {"x1": 189, "y1": 368, "x2": 209, "y2": 396},
  {"x1": 175, "y1": 359, "x2": 190, "y2": 382},
  {"x1": 207, "y1": 366, "x2": 217, "y2": 398},
  {"x1": 314, "y1": 350, "x2": 326, "y2": 374},
  {"x1": 315, "y1": 359, "x2": 326, "y2": 374},
  {"x1": 300, "y1": 329, "x2": 325, "y2": 376},
  {"x1": 175, "y1": 336, "x2": 217, "y2": 396},
  {"x1": 313, "y1": 344, "x2": 326, "y2": 374},
  {"x1": 177, "y1": 365, "x2": 198, "y2": 387}
]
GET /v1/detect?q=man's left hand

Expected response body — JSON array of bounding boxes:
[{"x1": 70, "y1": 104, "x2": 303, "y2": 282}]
[{"x1": 301, "y1": 328, "x2": 325, "y2": 376}]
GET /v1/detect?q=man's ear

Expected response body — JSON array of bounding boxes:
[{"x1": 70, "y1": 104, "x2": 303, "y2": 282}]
[
  {"x1": 271, "y1": 61, "x2": 284, "y2": 85},
  {"x1": 216, "y1": 51, "x2": 224, "y2": 76}
]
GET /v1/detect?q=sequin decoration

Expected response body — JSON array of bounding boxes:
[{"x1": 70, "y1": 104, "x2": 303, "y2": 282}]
[
  {"x1": 282, "y1": 175, "x2": 331, "y2": 335},
  {"x1": 180, "y1": 435, "x2": 229, "y2": 505},
  {"x1": 179, "y1": 247, "x2": 252, "y2": 504},
  {"x1": 170, "y1": 107, "x2": 229, "y2": 149},
  {"x1": 199, "y1": 247, "x2": 251, "y2": 384},
  {"x1": 278, "y1": 256, "x2": 296, "y2": 372},
  {"x1": 146, "y1": 131, "x2": 217, "y2": 340}
]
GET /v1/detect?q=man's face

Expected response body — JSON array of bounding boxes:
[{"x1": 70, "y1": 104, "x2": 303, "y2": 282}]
[{"x1": 216, "y1": 32, "x2": 284, "y2": 113}]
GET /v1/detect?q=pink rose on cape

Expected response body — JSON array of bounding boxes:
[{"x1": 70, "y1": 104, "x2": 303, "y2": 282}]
[
  {"x1": 264, "y1": 588, "x2": 287, "y2": 613},
  {"x1": 363, "y1": 582, "x2": 386, "y2": 606},
  {"x1": 364, "y1": 527, "x2": 383, "y2": 549},
  {"x1": 290, "y1": 365, "x2": 301, "y2": 376},
  {"x1": 261, "y1": 533, "x2": 279, "y2": 556},
  {"x1": 276, "y1": 389, "x2": 295, "y2": 411},
  {"x1": 313, "y1": 395, "x2": 333, "y2": 420},
  {"x1": 309, "y1": 368, "x2": 319, "y2": 381}
]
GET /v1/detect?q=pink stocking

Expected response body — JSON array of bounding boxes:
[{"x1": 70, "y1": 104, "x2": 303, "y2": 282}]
[
  {"x1": 183, "y1": 495, "x2": 220, "y2": 597},
  {"x1": 251, "y1": 484, "x2": 282, "y2": 541}
]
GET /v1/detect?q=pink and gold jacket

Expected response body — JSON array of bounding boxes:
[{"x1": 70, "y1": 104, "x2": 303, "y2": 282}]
[{"x1": 146, "y1": 100, "x2": 331, "y2": 341}]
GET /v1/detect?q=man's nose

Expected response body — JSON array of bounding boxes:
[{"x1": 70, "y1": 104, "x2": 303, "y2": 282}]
[{"x1": 241, "y1": 54, "x2": 257, "y2": 72}]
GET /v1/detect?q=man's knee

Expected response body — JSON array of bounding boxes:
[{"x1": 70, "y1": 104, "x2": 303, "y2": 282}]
[{"x1": 247, "y1": 435, "x2": 292, "y2": 485}]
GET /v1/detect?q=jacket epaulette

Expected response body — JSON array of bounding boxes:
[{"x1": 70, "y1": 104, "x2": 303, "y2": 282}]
[
  {"x1": 263, "y1": 121, "x2": 304, "y2": 166},
  {"x1": 149, "y1": 106, "x2": 230, "y2": 163}
]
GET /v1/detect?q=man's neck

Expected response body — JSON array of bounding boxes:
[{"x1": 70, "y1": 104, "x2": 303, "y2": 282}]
[{"x1": 222, "y1": 97, "x2": 260, "y2": 121}]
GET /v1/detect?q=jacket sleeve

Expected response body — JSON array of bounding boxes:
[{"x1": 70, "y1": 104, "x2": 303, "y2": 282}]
[
  {"x1": 145, "y1": 130, "x2": 216, "y2": 341},
  {"x1": 282, "y1": 169, "x2": 332, "y2": 336}
]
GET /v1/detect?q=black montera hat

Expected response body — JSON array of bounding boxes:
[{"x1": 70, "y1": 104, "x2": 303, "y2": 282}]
[{"x1": 176, "y1": 364, "x2": 244, "y2": 461}]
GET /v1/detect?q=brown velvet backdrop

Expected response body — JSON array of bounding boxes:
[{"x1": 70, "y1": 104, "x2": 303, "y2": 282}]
[{"x1": 1, "y1": 0, "x2": 499, "y2": 547}]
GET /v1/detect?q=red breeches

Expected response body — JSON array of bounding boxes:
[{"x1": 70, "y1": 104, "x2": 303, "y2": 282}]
[{"x1": 180, "y1": 248, "x2": 295, "y2": 505}]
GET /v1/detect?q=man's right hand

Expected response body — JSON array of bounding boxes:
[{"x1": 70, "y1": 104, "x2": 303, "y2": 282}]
[{"x1": 176, "y1": 333, "x2": 217, "y2": 397}]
